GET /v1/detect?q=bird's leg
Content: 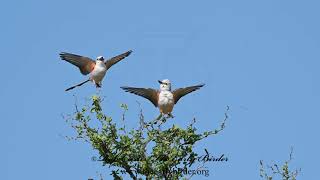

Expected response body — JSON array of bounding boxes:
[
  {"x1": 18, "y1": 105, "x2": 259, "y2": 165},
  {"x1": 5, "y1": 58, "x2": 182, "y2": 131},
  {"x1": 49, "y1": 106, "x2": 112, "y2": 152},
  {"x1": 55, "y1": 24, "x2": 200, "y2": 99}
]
[
  {"x1": 168, "y1": 113, "x2": 175, "y2": 118},
  {"x1": 94, "y1": 81, "x2": 102, "y2": 94},
  {"x1": 161, "y1": 116, "x2": 167, "y2": 123},
  {"x1": 151, "y1": 113, "x2": 163, "y2": 125},
  {"x1": 156, "y1": 113, "x2": 163, "y2": 121},
  {"x1": 95, "y1": 82, "x2": 101, "y2": 88},
  {"x1": 157, "y1": 116, "x2": 168, "y2": 129}
]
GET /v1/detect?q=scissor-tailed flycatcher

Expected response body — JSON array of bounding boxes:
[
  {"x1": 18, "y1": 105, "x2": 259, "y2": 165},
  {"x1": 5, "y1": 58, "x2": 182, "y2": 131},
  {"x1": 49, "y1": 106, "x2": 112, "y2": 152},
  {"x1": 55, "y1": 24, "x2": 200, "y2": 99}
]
[
  {"x1": 121, "y1": 79, "x2": 204, "y2": 117},
  {"x1": 59, "y1": 50, "x2": 132, "y2": 91}
]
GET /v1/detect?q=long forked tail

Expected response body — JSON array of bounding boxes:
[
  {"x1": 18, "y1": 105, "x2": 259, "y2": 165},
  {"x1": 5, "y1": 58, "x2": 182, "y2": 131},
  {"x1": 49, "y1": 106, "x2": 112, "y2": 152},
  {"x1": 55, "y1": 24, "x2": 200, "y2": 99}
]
[{"x1": 65, "y1": 79, "x2": 90, "y2": 91}]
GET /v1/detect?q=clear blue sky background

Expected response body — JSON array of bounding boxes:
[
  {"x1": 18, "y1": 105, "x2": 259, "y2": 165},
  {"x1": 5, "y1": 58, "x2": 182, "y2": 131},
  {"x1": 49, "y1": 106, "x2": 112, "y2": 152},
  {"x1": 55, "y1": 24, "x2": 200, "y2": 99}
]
[{"x1": 1, "y1": 0, "x2": 319, "y2": 179}]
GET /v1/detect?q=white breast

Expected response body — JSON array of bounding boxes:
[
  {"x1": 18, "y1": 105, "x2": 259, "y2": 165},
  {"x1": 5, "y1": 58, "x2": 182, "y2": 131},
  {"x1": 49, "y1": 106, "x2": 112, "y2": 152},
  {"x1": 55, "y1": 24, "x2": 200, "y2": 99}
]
[
  {"x1": 90, "y1": 62, "x2": 107, "y2": 83},
  {"x1": 158, "y1": 91, "x2": 174, "y2": 114}
]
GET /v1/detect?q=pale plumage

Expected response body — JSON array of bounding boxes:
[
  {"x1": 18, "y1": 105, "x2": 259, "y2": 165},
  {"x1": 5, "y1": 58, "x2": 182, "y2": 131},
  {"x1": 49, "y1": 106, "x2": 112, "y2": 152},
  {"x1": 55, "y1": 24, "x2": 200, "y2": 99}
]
[
  {"x1": 60, "y1": 50, "x2": 132, "y2": 91},
  {"x1": 121, "y1": 79, "x2": 204, "y2": 116}
]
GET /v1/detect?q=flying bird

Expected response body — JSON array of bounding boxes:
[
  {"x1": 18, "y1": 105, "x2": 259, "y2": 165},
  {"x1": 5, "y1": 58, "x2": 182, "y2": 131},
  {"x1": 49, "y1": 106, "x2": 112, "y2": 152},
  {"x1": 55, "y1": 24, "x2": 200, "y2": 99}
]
[
  {"x1": 59, "y1": 50, "x2": 132, "y2": 91},
  {"x1": 121, "y1": 79, "x2": 204, "y2": 117}
]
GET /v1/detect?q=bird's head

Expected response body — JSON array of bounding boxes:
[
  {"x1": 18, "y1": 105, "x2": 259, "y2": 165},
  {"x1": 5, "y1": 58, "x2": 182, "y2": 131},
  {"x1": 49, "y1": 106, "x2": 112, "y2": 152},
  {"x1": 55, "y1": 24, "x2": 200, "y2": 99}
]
[
  {"x1": 96, "y1": 56, "x2": 105, "y2": 62},
  {"x1": 158, "y1": 79, "x2": 171, "y2": 91}
]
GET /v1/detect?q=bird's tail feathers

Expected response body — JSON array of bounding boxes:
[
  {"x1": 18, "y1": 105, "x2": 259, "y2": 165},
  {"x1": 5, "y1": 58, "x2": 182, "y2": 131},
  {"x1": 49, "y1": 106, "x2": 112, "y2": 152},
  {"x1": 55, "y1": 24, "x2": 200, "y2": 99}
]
[{"x1": 65, "y1": 79, "x2": 90, "y2": 91}]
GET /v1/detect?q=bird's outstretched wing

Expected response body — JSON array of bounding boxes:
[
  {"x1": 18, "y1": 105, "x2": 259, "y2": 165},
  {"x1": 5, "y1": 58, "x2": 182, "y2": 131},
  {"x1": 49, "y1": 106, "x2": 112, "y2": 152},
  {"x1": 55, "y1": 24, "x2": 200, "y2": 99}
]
[
  {"x1": 105, "y1": 50, "x2": 133, "y2": 70},
  {"x1": 121, "y1": 86, "x2": 159, "y2": 107},
  {"x1": 172, "y1": 84, "x2": 205, "y2": 104},
  {"x1": 59, "y1": 52, "x2": 95, "y2": 75}
]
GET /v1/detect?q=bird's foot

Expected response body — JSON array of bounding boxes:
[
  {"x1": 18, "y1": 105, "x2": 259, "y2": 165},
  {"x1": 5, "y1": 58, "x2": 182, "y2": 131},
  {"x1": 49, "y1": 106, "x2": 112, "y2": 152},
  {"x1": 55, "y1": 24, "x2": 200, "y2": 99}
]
[
  {"x1": 167, "y1": 113, "x2": 174, "y2": 118},
  {"x1": 95, "y1": 83, "x2": 102, "y2": 95},
  {"x1": 156, "y1": 113, "x2": 163, "y2": 121},
  {"x1": 151, "y1": 114, "x2": 164, "y2": 125}
]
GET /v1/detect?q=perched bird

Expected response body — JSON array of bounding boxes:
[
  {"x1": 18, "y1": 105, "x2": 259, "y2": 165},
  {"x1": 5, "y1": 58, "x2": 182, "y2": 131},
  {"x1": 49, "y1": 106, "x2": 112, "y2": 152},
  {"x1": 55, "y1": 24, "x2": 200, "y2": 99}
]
[
  {"x1": 121, "y1": 79, "x2": 204, "y2": 117},
  {"x1": 59, "y1": 50, "x2": 132, "y2": 91}
]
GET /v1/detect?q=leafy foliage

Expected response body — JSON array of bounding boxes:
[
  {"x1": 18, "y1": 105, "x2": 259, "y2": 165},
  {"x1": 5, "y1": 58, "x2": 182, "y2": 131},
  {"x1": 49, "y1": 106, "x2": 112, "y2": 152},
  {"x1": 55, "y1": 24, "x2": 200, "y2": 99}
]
[
  {"x1": 66, "y1": 95, "x2": 228, "y2": 179},
  {"x1": 260, "y1": 148, "x2": 301, "y2": 180}
]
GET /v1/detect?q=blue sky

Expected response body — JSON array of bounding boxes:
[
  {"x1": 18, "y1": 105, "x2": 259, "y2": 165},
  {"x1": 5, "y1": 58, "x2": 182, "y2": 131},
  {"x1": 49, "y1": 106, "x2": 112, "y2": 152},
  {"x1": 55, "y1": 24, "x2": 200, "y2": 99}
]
[{"x1": 1, "y1": 0, "x2": 319, "y2": 179}]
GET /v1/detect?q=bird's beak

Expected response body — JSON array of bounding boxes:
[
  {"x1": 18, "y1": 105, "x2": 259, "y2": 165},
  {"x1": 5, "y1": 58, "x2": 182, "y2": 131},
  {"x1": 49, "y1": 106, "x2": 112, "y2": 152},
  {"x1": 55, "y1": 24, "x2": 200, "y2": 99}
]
[{"x1": 158, "y1": 80, "x2": 163, "y2": 84}]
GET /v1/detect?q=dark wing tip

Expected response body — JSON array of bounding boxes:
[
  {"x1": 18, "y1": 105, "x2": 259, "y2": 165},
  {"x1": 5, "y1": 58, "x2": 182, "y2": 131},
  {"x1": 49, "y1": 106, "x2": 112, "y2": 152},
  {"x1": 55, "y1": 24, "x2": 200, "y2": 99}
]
[
  {"x1": 59, "y1": 52, "x2": 68, "y2": 60},
  {"x1": 125, "y1": 50, "x2": 133, "y2": 56},
  {"x1": 194, "y1": 84, "x2": 205, "y2": 91},
  {"x1": 190, "y1": 84, "x2": 205, "y2": 90},
  {"x1": 120, "y1": 86, "x2": 132, "y2": 92},
  {"x1": 120, "y1": 86, "x2": 129, "y2": 89},
  {"x1": 59, "y1": 52, "x2": 68, "y2": 56}
]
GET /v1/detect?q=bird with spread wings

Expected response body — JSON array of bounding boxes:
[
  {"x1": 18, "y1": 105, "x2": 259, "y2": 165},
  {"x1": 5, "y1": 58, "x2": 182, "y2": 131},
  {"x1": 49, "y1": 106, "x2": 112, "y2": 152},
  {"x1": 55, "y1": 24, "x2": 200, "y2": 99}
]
[
  {"x1": 121, "y1": 79, "x2": 204, "y2": 118},
  {"x1": 60, "y1": 50, "x2": 132, "y2": 91}
]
